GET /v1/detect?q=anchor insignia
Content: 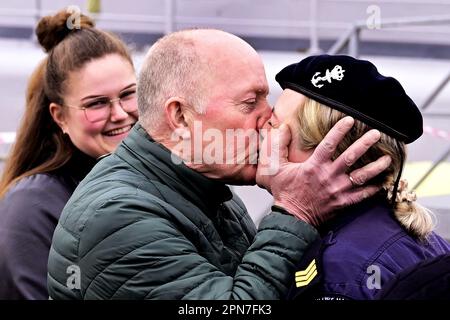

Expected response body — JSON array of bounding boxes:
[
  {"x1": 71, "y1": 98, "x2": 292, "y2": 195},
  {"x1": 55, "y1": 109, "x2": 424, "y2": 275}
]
[{"x1": 311, "y1": 65, "x2": 345, "y2": 88}]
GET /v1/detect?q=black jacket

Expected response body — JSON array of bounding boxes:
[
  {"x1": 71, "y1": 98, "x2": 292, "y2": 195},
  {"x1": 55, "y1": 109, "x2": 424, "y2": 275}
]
[
  {"x1": 0, "y1": 152, "x2": 95, "y2": 299},
  {"x1": 376, "y1": 253, "x2": 450, "y2": 299}
]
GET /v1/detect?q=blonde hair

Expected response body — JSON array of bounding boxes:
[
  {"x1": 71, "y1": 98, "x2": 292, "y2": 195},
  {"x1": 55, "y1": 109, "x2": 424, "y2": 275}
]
[{"x1": 296, "y1": 97, "x2": 434, "y2": 239}]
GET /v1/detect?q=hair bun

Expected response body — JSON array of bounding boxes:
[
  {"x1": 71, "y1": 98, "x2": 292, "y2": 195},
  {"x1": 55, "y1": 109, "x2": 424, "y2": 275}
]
[{"x1": 36, "y1": 9, "x2": 95, "y2": 52}]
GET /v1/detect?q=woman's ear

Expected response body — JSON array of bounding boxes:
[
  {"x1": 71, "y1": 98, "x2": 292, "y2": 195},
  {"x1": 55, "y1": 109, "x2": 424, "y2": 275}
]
[{"x1": 49, "y1": 103, "x2": 68, "y2": 134}]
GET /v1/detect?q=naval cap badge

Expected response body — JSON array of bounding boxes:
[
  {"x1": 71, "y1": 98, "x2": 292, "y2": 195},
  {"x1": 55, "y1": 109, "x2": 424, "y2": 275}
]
[{"x1": 311, "y1": 65, "x2": 345, "y2": 88}]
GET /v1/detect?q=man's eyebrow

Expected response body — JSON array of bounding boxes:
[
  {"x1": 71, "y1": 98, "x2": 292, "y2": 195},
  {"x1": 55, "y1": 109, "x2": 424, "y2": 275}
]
[
  {"x1": 256, "y1": 87, "x2": 269, "y2": 96},
  {"x1": 120, "y1": 83, "x2": 137, "y2": 91},
  {"x1": 238, "y1": 86, "x2": 269, "y2": 101}
]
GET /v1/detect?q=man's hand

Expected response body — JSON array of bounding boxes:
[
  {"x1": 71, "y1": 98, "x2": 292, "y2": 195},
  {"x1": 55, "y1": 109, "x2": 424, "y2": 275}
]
[{"x1": 256, "y1": 116, "x2": 391, "y2": 227}]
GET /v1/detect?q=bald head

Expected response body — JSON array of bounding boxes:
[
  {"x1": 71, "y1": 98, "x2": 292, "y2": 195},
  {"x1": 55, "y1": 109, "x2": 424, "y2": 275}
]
[
  {"x1": 189, "y1": 29, "x2": 260, "y2": 64},
  {"x1": 137, "y1": 29, "x2": 261, "y2": 135}
]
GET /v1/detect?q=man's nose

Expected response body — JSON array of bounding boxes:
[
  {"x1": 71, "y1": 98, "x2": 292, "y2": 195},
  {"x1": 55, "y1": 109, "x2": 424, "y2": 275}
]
[
  {"x1": 257, "y1": 101, "x2": 273, "y2": 129},
  {"x1": 261, "y1": 116, "x2": 274, "y2": 130}
]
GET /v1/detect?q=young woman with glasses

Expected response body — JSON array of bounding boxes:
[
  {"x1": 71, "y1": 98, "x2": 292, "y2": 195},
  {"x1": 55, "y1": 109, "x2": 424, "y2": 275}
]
[{"x1": 0, "y1": 8, "x2": 138, "y2": 299}]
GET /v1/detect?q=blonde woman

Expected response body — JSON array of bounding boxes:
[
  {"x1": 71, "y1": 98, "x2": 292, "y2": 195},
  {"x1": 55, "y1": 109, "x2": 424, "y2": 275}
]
[{"x1": 270, "y1": 55, "x2": 450, "y2": 300}]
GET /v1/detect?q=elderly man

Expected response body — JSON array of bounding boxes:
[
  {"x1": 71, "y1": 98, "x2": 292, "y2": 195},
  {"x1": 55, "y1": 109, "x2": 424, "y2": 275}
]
[{"x1": 47, "y1": 29, "x2": 389, "y2": 299}]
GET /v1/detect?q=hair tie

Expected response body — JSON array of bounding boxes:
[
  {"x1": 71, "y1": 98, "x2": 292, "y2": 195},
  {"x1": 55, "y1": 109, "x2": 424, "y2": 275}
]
[{"x1": 385, "y1": 179, "x2": 417, "y2": 203}]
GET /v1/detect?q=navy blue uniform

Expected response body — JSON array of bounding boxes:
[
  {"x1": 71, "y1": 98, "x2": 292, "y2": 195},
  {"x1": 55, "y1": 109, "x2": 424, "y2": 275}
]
[{"x1": 287, "y1": 196, "x2": 450, "y2": 300}]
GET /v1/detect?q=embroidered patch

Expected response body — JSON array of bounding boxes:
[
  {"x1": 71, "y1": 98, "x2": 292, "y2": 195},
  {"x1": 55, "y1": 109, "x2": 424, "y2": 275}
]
[
  {"x1": 311, "y1": 65, "x2": 345, "y2": 88},
  {"x1": 295, "y1": 259, "x2": 318, "y2": 287}
]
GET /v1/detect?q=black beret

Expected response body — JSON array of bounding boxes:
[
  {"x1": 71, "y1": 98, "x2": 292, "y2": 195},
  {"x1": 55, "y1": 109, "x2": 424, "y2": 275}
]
[{"x1": 275, "y1": 55, "x2": 423, "y2": 144}]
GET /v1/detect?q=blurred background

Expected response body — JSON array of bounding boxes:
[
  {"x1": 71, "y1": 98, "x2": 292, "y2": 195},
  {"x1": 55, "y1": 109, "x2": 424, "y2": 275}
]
[{"x1": 0, "y1": 0, "x2": 449, "y2": 238}]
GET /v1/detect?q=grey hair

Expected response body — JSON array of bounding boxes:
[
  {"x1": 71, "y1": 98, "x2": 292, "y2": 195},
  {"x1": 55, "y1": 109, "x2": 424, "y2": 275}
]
[{"x1": 137, "y1": 30, "x2": 209, "y2": 132}]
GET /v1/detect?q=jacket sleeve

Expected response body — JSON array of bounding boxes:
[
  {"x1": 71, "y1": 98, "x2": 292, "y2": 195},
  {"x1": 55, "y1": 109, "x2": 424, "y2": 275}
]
[{"x1": 74, "y1": 196, "x2": 319, "y2": 300}]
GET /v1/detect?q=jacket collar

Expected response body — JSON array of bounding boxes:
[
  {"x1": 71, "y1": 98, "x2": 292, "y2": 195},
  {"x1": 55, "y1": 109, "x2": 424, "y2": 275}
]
[
  {"x1": 319, "y1": 194, "x2": 390, "y2": 235},
  {"x1": 117, "y1": 123, "x2": 233, "y2": 214}
]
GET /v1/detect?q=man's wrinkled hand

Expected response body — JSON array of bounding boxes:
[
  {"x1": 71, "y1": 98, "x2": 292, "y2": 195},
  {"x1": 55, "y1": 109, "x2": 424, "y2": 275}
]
[{"x1": 256, "y1": 116, "x2": 392, "y2": 227}]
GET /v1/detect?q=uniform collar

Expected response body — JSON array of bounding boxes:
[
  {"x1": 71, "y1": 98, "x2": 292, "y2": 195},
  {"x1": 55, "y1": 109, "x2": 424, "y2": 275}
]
[{"x1": 319, "y1": 194, "x2": 390, "y2": 235}]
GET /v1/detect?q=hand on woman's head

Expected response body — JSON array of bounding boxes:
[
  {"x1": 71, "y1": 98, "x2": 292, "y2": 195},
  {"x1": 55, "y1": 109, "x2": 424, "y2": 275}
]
[{"x1": 256, "y1": 116, "x2": 390, "y2": 227}]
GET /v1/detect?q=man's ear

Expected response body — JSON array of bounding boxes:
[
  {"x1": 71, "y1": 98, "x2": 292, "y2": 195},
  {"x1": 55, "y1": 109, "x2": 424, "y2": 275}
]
[
  {"x1": 164, "y1": 97, "x2": 194, "y2": 134},
  {"x1": 49, "y1": 102, "x2": 68, "y2": 134}
]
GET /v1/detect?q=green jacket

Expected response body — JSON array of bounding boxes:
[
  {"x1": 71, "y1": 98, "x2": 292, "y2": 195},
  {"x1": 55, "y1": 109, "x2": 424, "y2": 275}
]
[{"x1": 47, "y1": 123, "x2": 319, "y2": 299}]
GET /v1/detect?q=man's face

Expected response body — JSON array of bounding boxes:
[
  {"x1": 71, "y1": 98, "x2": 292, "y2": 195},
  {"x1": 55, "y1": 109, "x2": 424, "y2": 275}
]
[{"x1": 186, "y1": 45, "x2": 272, "y2": 185}]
